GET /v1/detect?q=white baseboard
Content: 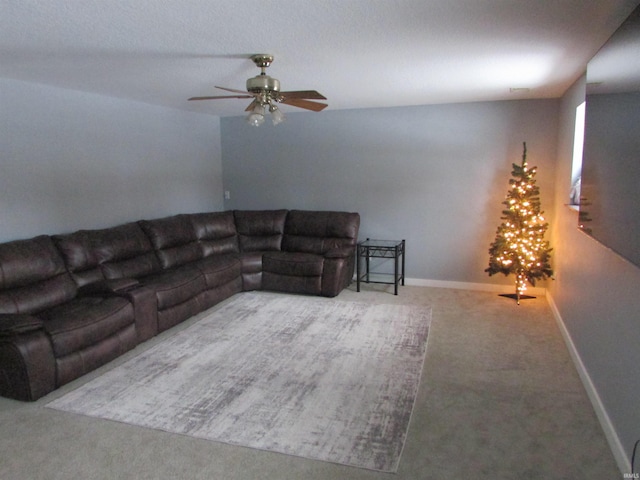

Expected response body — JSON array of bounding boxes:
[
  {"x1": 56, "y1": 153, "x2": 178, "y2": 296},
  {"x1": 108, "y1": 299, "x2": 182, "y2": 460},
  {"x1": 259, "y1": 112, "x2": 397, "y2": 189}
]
[
  {"x1": 546, "y1": 293, "x2": 629, "y2": 474},
  {"x1": 404, "y1": 277, "x2": 547, "y2": 296}
]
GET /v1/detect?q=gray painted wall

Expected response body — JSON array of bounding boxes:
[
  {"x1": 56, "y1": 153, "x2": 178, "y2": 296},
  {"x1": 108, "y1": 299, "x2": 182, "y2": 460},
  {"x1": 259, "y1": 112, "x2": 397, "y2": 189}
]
[
  {"x1": 550, "y1": 75, "x2": 640, "y2": 469},
  {"x1": 1, "y1": 78, "x2": 223, "y2": 242},
  {"x1": 221, "y1": 100, "x2": 559, "y2": 286}
]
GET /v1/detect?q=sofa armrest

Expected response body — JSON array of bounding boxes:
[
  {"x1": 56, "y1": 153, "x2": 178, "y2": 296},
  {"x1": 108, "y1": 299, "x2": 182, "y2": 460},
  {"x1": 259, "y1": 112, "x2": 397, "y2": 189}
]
[
  {"x1": 321, "y1": 251, "x2": 357, "y2": 297},
  {"x1": 79, "y1": 278, "x2": 141, "y2": 295},
  {"x1": 119, "y1": 285, "x2": 158, "y2": 342},
  {"x1": 78, "y1": 280, "x2": 157, "y2": 342},
  {"x1": 324, "y1": 247, "x2": 355, "y2": 259},
  {"x1": 0, "y1": 315, "x2": 56, "y2": 401}
]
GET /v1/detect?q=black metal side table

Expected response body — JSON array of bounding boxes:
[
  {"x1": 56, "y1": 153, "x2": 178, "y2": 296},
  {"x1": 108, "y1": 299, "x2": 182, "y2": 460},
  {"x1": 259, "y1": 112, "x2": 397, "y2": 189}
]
[{"x1": 356, "y1": 239, "x2": 405, "y2": 295}]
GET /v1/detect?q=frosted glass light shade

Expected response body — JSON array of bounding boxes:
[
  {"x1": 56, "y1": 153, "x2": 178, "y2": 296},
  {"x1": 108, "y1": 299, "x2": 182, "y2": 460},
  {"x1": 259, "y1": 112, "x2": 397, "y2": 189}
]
[
  {"x1": 270, "y1": 105, "x2": 285, "y2": 125},
  {"x1": 246, "y1": 103, "x2": 265, "y2": 127}
]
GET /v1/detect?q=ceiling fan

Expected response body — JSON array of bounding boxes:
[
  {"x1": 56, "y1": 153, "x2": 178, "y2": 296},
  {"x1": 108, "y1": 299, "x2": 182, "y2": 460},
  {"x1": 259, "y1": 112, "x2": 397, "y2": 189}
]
[{"x1": 188, "y1": 54, "x2": 328, "y2": 126}]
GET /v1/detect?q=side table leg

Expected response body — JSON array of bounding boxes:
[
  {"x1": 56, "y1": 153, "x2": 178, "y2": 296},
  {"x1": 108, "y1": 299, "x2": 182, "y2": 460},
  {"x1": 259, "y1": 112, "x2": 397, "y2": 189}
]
[
  {"x1": 401, "y1": 239, "x2": 406, "y2": 286},
  {"x1": 365, "y1": 246, "x2": 370, "y2": 283},
  {"x1": 394, "y1": 244, "x2": 399, "y2": 295},
  {"x1": 356, "y1": 246, "x2": 361, "y2": 292}
]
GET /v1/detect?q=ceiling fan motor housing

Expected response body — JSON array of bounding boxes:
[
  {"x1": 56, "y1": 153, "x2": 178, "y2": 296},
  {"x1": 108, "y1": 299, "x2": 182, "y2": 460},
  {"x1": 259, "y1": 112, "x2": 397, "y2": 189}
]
[{"x1": 246, "y1": 75, "x2": 280, "y2": 93}]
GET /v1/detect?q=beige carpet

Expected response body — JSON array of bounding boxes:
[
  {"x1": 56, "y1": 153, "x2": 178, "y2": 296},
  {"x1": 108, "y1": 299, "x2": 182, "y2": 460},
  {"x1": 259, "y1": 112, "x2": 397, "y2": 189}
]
[{"x1": 47, "y1": 291, "x2": 432, "y2": 472}]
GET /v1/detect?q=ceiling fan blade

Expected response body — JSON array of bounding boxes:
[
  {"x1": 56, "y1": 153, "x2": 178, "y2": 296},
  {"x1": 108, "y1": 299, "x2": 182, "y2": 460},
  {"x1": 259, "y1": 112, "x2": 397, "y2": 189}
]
[
  {"x1": 279, "y1": 90, "x2": 326, "y2": 100},
  {"x1": 188, "y1": 95, "x2": 252, "y2": 101},
  {"x1": 280, "y1": 98, "x2": 328, "y2": 112},
  {"x1": 245, "y1": 99, "x2": 259, "y2": 112},
  {"x1": 215, "y1": 86, "x2": 253, "y2": 95}
]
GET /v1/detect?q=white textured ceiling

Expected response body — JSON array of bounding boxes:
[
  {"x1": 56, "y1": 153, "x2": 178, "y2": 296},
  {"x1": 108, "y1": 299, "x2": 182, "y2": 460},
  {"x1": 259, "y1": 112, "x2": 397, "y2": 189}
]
[{"x1": 1, "y1": 0, "x2": 638, "y2": 117}]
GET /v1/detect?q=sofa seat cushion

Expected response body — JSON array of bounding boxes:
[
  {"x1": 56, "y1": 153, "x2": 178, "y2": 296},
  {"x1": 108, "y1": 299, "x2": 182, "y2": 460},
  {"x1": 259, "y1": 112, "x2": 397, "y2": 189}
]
[
  {"x1": 194, "y1": 255, "x2": 241, "y2": 289},
  {"x1": 39, "y1": 296, "x2": 134, "y2": 358},
  {"x1": 139, "y1": 266, "x2": 206, "y2": 310},
  {"x1": 262, "y1": 252, "x2": 324, "y2": 277},
  {"x1": 0, "y1": 314, "x2": 43, "y2": 336}
]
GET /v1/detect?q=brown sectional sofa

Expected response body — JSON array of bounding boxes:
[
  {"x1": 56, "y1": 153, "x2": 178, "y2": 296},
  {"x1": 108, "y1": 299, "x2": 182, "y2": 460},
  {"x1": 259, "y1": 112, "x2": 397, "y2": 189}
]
[{"x1": 0, "y1": 209, "x2": 360, "y2": 401}]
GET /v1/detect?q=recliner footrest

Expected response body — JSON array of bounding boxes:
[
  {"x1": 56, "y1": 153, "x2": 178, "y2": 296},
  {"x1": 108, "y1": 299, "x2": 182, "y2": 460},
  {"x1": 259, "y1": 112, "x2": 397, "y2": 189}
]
[{"x1": 262, "y1": 252, "x2": 324, "y2": 277}]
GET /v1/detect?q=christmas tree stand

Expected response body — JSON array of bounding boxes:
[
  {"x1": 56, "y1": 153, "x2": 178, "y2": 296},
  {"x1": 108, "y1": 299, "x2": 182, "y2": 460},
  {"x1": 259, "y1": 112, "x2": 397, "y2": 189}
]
[{"x1": 499, "y1": 293, "x2": 535, "y2": 305}]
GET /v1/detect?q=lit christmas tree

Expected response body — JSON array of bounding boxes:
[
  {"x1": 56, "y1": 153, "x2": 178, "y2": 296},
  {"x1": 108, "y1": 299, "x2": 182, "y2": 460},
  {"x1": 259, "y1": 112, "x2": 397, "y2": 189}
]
[{"x1": 485, "y1": 142, "x2": 553, "y2": 303}]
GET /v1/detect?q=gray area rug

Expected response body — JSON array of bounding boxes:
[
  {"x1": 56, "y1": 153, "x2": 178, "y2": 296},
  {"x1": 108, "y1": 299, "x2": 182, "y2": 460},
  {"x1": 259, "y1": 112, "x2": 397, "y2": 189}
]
[{"x1": 47, "y1": 292, "x2": 431, "y2": 472}]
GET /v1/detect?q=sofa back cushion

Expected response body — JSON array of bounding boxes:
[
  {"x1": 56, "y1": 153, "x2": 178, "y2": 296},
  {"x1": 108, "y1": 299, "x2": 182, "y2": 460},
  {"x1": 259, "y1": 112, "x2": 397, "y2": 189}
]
[
  {"x1": 189, "y1": 212, "x2": 239, "y2": 257},
  {"x1": 282, "y1": 210, "x2": 360, "y2": 254},
  {"x1": 54, "y1": 223, "x2": 160, "y2": 285},
  {"x1": 0, "y1": 235, "x2": 77, "y2": 314},
  {"x1": 234, "y1": 210, "x2": 288, "y2": 252},
  {"x1": 138, "y1": 215, "x2": 202, "y2": 269}
]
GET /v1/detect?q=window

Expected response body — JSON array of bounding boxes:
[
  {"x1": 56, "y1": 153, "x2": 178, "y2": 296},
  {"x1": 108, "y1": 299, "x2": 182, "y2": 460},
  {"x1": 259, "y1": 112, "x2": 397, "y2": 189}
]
[{"x1": 569, "y1": 101, "x2": 585, "y2": 206}]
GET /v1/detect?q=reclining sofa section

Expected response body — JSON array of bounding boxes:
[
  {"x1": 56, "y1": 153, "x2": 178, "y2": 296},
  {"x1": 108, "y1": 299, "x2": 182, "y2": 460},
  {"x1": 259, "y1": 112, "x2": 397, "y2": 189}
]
[{"x1": 0, "y1": 209, "x2": 360, "y2": 401}]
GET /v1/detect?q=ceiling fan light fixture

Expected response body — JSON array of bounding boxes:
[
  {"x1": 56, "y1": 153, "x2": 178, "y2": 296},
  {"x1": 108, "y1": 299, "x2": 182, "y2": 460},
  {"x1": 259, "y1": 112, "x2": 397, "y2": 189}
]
[
  {"x1": 269, "y1": 103, "x2": 285, "y2": 125},
  {"x1": 247, "y1": 103, "x2": 266, "y2": 127}
]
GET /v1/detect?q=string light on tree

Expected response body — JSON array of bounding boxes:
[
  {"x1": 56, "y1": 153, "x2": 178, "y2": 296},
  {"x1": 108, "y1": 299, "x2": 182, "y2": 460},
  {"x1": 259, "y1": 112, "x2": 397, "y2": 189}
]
[{"x1": 485, "y1": 142, "x2": 553, "y2": 304}]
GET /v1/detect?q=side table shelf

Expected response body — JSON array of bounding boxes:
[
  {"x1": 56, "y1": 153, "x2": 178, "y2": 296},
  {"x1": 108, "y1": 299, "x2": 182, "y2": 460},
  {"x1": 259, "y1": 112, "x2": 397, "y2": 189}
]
[{"x1": 356, "y1": 239, "x2": 405, "y2": 295}]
